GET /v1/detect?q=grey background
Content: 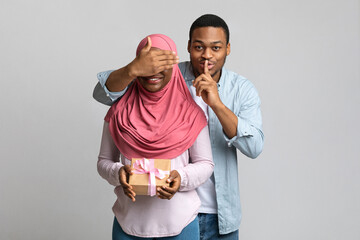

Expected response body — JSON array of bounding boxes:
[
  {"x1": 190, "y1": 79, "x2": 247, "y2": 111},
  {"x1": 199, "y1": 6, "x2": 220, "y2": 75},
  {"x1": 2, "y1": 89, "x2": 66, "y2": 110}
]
[{"x1": 1, "y1": 0, "x2": 359, "y2": 239}]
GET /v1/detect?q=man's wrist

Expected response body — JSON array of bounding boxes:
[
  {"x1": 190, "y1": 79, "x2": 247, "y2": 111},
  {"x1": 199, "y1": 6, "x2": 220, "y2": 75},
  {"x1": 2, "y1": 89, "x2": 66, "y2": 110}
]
[
  {"x1": 125, "y1": 63, "x2": 137, "y2": 79},
  {"x1": 209, "y1": 100, "x2": 225, "y2": 113}
]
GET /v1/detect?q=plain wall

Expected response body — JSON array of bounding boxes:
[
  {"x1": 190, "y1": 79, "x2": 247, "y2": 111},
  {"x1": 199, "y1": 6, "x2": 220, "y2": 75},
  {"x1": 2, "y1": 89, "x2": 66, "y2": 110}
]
[{"x1": 0, "y1": 0, "x2": 359, "y2": 239}]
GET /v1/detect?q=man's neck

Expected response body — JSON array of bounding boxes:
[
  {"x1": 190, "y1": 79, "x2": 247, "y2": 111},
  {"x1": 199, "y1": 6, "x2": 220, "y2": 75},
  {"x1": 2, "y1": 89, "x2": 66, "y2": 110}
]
[{"x1": 212, "y1": 70, "x2": 222, "y2": 83}]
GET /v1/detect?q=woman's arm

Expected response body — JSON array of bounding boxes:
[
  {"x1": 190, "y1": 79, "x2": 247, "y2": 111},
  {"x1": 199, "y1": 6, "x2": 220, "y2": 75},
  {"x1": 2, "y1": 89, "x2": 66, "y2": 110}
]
[
  {"x1": 97, "y1": 122, "x2": 122, "y2": 186},
  {"x1": 98, "y1": 122, "x2": 136, "y2": 201},
  {"x1": 157, "y1": 126, "x2": 213, "y2": 199},
  {"x1": 177, "y1": 125, "x2": 214, "y2": 191}
]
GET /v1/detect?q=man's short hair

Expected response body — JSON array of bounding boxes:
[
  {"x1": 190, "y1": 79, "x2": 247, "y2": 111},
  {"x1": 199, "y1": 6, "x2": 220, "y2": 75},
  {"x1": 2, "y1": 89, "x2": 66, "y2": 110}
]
[{"x1": 189, "y1": 14, "x2": 230, "y2": 44}]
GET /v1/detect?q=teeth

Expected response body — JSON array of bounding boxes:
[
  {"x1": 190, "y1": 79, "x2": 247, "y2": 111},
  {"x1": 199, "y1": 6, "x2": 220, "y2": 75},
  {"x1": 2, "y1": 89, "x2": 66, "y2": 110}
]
[{"x1": 149, "y1": 78, "x2": 159, "y2": 81}]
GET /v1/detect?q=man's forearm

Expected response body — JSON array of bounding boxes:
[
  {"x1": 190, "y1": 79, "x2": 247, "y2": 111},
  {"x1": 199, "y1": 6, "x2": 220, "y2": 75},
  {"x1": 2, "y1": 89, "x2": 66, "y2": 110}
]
[
  {"x1": 105, "y1": 64, "x2": 135, "y2": 92},
  {"x1": 214, "y1": 103, "x2": 264, "y2": 158},
  {"x1": 105, "y1": 39, "x2": 179, "y2": 92},
  {"x1": 211, "y1": 103, "x2": 238, "y2": 139}
]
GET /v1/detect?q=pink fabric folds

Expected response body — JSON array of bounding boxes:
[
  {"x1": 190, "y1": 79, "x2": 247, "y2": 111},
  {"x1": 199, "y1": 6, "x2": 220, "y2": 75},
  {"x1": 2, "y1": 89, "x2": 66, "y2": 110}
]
[
  {"x1": 132, "y1": 158, "x2": 169, "y2": 196},
  {"x1": 105, "y1": 34, "x2": 207, "y2": 159}
]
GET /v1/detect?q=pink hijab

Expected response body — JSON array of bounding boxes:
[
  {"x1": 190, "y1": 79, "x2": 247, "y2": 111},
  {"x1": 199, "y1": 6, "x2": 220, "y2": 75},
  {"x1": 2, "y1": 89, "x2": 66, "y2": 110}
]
[{"x1": 105, "y1": 34, "x2": 207, "y2": 159}]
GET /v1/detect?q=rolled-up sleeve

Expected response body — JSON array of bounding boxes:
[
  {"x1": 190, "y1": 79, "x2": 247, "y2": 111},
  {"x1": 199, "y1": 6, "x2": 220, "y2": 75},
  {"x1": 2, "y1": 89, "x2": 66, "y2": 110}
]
[
  {"x1": 96, "y1": 70, "x2": 129, "y2": 102},
  {"x1": 223, "y1": 80, "x2": 264, "y2": 159}
]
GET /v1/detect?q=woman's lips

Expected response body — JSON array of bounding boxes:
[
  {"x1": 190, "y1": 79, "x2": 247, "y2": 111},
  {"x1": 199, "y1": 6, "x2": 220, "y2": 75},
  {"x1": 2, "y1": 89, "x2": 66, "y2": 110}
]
[{"x1": 144, "y1": 76, "x2": 163, "y2": 84}]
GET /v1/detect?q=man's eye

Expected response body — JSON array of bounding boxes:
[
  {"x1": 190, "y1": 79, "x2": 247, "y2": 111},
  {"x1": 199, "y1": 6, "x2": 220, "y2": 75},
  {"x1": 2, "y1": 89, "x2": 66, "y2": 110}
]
[
  {"x1": 213, "y1": 46, "x2": 220, "y2": 51},
  {"x1": 195, "y1": 46, "x2": 203, "y2": 50}
]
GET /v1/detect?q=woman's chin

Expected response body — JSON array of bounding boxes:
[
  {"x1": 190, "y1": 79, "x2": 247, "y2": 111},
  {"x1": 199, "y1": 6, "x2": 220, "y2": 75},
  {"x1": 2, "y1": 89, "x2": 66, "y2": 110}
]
[{"x1": 143, "y1": 84, "x2": 162, "y2": 92}]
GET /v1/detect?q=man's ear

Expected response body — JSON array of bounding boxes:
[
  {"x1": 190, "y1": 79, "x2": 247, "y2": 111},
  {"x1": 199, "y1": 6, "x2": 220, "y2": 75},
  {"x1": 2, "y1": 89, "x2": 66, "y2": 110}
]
[
  {"x1": 226, "y1": 42, "x2": 231, "y2": 56},
  {"x1": 187, "y1": 40, "x2": 191, "y2": 53}
]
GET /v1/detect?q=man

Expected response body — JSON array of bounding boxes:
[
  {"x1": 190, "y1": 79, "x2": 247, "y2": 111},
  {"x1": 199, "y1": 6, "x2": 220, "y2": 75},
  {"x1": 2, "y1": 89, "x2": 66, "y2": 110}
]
[{"x1": 94, "y1": 14, "x2": 264, "y2": 240}]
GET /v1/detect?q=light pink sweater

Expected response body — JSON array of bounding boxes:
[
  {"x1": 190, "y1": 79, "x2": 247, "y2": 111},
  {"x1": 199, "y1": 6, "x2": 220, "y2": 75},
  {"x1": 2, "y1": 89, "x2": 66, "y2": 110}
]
[{"x1": 97, "y1": 122, "x2": 214, "y2": 238}]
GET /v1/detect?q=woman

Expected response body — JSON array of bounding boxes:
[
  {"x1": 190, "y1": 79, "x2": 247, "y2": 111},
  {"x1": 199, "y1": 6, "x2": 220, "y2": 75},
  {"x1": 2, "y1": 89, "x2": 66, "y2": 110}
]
[{"x1": 97, "y1": 34, "x2": 214, "y2": 239}]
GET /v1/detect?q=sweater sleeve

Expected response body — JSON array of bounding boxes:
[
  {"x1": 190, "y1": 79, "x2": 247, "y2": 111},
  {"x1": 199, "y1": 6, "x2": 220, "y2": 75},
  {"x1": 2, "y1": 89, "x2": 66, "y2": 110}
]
[
  {"x1": 97, "y1": 121, "x2": 123, "y2": 186},
  {"x1": 177, "y1": 126, "x2": 214, "y2": 191}
]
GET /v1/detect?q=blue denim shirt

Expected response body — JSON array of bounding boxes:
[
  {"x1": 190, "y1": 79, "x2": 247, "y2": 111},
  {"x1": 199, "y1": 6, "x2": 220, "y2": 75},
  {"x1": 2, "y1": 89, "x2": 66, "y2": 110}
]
[{"x1": 94, "y1": 61, "x2": 264, "y2": 234}]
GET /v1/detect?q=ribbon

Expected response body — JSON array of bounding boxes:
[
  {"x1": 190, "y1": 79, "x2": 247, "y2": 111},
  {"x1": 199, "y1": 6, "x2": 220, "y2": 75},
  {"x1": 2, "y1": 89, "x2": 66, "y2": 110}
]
[{"x1": 132, "y1": 158, "x2": 170, "y2": 196}]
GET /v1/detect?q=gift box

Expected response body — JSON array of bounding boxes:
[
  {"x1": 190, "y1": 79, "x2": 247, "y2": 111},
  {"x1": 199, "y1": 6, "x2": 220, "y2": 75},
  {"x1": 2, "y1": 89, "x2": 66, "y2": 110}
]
[{"x1": 129, "y1": 158, "x2": 171, "y2": 196}]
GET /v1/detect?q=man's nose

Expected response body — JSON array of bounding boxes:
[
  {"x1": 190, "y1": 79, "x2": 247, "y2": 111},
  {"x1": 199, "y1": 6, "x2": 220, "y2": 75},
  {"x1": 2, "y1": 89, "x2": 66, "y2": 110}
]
[{"x1": 201, "y1": 48, "x2": 212, "y2": 59}]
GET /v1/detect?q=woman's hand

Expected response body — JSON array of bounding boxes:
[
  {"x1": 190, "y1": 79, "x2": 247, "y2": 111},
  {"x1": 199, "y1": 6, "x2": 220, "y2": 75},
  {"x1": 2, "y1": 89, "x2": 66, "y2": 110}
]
[
  {"x1": 119, "y1": 165, "x2": 136, "y2": 202},
  {"x1": 157, "y1": 170, "x2": 181, "y2": 200}
]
